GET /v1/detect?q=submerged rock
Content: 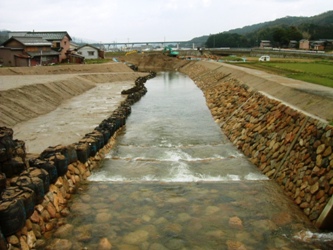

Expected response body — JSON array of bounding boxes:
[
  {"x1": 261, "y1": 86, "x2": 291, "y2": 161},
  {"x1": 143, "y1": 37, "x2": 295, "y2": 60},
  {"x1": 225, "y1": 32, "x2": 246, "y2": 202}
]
[
  {"x1": 46, "y1": 239, "x2": 73, "y2": 250},
  {"x1": 122, "y1": 230, "x2": 149, "y2": 244},
  {"x1": 98, "y1": 237, "x2": 112, "y2": 250}
]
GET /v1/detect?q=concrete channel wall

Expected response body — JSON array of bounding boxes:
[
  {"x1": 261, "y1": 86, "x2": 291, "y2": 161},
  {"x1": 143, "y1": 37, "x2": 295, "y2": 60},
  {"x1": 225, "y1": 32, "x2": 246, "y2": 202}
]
[{"x1": 178, "y1": 61, "x2": 333, "y2": 230}]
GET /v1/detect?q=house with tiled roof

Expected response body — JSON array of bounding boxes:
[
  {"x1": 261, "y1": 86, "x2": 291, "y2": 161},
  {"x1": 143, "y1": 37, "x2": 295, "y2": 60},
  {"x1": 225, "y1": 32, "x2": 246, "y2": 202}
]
[
  {"x1": 0, "y1": 36, "x2": 60, "y2": 66},
  {"x1": 25, "y1": 31, "x2": 72, "y2": 62},
  {"x1": 311, "y1": 40, "x2": 326, "y2": 51}
]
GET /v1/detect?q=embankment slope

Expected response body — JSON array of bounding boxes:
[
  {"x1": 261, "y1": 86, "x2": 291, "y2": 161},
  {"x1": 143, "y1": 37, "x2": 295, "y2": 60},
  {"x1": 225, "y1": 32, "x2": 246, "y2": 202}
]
[
  {"x1": 0, "y1": 63, "x2": 140, "y2": 128},
  {"x1": 0, "y1": 62, "x2": 145, "y2": 153}
]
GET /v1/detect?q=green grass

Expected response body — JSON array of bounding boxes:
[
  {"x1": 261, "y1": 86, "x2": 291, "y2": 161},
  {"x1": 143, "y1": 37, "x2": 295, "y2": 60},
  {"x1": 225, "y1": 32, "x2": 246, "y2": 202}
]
[
  {"x1": 238, "y1": 60, "x2": 333, "y2": 88},
  {"x1": 105, "y1": 51, "x2": 126, "y2": 57},
  {"x1": 270, "y1": 62, "x2": 333, "y2": 75},
  {"x1": 84, "y1": 58, "x2": 112, "y2": 64},
  {"x1": 287, "y1": 73, "x2": 333, "y2": 87}
]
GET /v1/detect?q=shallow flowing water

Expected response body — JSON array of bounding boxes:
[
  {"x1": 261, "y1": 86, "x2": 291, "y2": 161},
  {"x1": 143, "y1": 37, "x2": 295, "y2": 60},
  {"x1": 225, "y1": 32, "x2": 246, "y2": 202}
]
[{"x1": 47, "y1": 72, "x2": 333, "y2": 249}]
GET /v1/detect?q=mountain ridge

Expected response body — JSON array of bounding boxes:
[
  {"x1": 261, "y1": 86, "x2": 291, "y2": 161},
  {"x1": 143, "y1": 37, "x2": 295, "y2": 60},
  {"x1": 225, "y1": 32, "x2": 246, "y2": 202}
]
[{"x1": 190, "y1": 10, "x2": 333, "y2": 46}]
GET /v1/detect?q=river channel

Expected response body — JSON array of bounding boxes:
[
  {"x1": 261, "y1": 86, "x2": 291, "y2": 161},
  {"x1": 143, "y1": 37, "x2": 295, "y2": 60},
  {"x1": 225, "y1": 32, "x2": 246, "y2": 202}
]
[{"x1": 47, "y1": 72, "x2": 332, "y2": 249}]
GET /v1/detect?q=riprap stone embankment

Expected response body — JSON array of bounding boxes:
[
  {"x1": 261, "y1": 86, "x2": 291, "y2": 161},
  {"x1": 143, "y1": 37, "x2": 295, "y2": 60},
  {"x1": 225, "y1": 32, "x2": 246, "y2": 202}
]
[{"x1": 179, "y1": 60, "x2": 333, "y2": 229}]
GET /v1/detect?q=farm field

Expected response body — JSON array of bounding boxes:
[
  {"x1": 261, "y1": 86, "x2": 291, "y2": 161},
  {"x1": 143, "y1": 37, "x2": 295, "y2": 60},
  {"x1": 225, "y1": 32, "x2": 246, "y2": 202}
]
[{"x1": 236, "y1": 59, "x2": 333, "y2": 88}]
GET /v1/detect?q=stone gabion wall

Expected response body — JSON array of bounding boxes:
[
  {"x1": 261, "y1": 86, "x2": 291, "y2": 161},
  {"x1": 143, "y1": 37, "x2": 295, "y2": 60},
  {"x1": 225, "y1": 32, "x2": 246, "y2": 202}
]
[
  {"x1": 0, "y1": 71, "x2": 156, "y2": 250},
  {"x1": 180, "y1": 62, "x2": 333, "y2": 228},
  {"x1": 220, "y1": 91, "x2": 333, "y2": 225}
]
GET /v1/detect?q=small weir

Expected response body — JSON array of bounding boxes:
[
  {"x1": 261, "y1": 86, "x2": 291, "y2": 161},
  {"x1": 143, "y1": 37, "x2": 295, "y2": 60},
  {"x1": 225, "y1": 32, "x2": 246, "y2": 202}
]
[
  {"x1": 90, "y1": 71, "x2": 267, "y2": 183},
  {"x1": 47, "y1": 72, "x2": 331, "y2": 249}
]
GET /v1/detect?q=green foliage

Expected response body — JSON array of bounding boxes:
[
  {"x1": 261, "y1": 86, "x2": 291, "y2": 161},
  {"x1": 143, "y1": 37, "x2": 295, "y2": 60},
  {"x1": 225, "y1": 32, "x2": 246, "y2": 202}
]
[
  {"x1": 205, "y1": 11, "x2": 333, "y2": 48},
  {"x1": 187, "y1": 35, "x2": 209, "y2": 44},
  {"x1": 0, "y1": 30, "x2": 9, "y2": 44},
  {"x1": 206, "y1": 33, "x2": 250, "y2": 48}
]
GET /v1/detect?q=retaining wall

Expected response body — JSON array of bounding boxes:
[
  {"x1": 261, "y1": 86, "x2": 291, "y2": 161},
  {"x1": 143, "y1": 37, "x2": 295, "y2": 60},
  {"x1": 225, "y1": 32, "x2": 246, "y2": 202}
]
[
  {"x1": 179, "y1": 61, "x2": 333, "y2": 230},
  {"x1": 0, "y1": 72, "x2": 156, "y2": 249}
]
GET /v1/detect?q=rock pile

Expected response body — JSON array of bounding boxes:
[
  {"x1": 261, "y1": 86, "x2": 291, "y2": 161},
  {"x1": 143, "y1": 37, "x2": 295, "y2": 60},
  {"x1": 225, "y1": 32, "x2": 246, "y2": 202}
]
[
  {"x1": 0, "y1": 72, "x2": 156, "y2": 249},
  {"x1": 121, "y1": 71, "x2": 156, "y2": 95},
  {"x1": 0, "y1": 128, "x2": 26, "y2": 180},
  {"x1": 180, "y1": 62, "x2": 333, "y2": 228}
]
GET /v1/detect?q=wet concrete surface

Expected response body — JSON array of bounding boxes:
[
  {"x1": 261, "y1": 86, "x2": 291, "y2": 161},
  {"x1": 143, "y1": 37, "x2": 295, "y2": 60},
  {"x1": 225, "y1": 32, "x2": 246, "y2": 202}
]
[{"x1": 12, "y1": 81, "x2": 133, "y2": 154}]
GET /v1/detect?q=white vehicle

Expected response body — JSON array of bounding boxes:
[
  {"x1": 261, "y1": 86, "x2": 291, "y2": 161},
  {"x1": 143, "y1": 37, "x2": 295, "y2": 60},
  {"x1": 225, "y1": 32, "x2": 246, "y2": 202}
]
[{"x1": 259, "y1": 55, "x2": 270, "y2": 61}]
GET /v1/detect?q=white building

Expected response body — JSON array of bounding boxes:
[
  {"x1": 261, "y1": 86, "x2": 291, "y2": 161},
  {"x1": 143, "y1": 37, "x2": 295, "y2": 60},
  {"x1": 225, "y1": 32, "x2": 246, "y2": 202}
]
[{"x1": 76, "y1": 44, "x2": 101, "y2": 59}]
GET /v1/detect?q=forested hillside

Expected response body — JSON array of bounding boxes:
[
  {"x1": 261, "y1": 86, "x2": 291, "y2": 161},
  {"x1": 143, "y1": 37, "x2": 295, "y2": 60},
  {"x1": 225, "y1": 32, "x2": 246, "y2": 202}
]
[{"x1": 205, "y1": 11, "x2": 333, "y2": 48}]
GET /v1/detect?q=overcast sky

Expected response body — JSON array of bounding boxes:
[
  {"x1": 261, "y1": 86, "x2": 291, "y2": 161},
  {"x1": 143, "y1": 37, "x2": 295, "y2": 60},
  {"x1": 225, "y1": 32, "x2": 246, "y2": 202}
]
[{"x1": 1, "y1": 0, "x2": 332, "y2": 43}]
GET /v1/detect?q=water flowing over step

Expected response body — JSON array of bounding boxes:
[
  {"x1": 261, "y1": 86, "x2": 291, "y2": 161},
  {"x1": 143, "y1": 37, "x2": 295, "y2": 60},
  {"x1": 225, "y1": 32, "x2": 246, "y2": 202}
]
[
  {"x1": 90, "y1": 143, "x2": 268, "y2": 182},
  {"x1": 89, "y1": 71, "x2": 267, "y2": 183}
]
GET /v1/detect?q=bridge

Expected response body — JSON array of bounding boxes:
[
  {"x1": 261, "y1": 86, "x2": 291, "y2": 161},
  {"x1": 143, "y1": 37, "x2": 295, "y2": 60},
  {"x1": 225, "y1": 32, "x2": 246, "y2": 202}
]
[{"x1": 94, "y1": 40, "x2": 202, "y2": 51}]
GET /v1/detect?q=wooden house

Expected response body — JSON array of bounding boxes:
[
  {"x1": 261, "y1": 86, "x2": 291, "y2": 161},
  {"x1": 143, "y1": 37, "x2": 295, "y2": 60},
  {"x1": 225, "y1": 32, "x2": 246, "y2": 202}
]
[
  {"x1": 25, "y1": 31, "x2": 72, "y2": 62},
  {"x1": 0, "y1": 36, "x2": 59, "y2": 66},
  {"x1": 311, "y1": 41, "x2": 325, "y2": 51}
]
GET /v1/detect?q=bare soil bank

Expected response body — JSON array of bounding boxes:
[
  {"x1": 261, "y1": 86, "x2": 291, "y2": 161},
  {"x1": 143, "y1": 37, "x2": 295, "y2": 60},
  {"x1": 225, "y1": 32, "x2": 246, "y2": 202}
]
[{"x1": 0, "y1": 62, "x2": 131, "y2": 76}]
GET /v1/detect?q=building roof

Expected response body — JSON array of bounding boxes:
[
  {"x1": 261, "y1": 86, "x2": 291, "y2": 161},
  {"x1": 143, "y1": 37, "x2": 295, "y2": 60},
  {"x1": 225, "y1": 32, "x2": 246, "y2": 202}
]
[
  {"x1": 8, "y1": 31, "x2": 29, "y2": 37},
  {"x1": 27, "y1": 51, "x2": 60, "y2": 57},
  {"x1": 25, "y1": 31, "x2": 72, "y2": 41},
  {"x1": 2, "y1": 36, "x2": 52, "y2": 46},
  {"x1": 0, "y1": 47, "x2": 24, "y2": 51},
  {"x1": 77, "y1": 44, "x2": 100, "y2": 51},
  {"x1": 313, "y1": 40, "x2": 325, "y2": 44},
  {"x1": 14, "y1": 53, "x2": 31, "y2": 59}
]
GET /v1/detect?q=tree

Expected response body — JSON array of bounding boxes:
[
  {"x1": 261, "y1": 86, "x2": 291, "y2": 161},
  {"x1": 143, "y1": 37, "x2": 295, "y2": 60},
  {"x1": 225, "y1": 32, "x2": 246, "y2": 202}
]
[
  {"x1": 271, "y1": 26, "x2": 302, "y2": 47},
  {"x1": 0, "y1": 30, "x2": 9, "y2": 44},
  {"x1": 272, "y1": 27, "x2": 288, "y2": 47},
  {"x1": 205, "y1": 33, "x2": 250, "y2": 48}
]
